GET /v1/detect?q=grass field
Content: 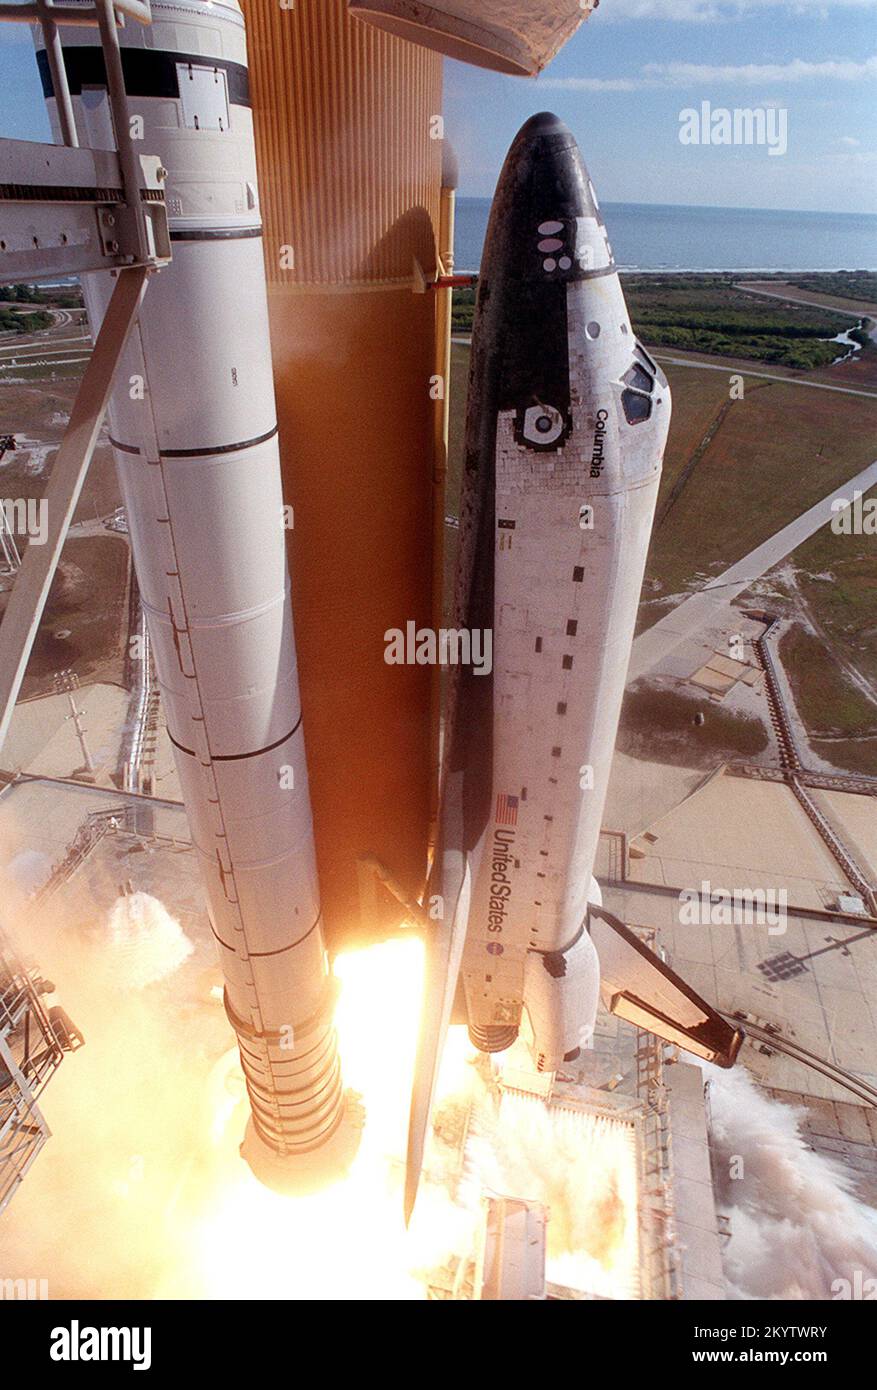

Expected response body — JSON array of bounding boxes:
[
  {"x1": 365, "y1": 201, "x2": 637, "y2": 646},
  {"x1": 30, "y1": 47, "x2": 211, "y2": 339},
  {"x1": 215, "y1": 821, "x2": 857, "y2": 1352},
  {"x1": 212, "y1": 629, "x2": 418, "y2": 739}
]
[
  {"x1": 12, "y1": 535, "x2": 131, "y2": 698},
  {"x1": 783, "y1": 484, "x2": 877, "y2": 690},
  {"x1": 447, "y1": 338, "x2": 877, "y2": 771},
  {"x1": 645, "y1": 370, "x2": 877, "y2": 603},
  {"x1": 779, "y1": 624, "x2": 876, "y2": 735},
  {"x1": 784, "y1": 271, "x2": 877, "y2": 311},
  {"x1": 448, "y1": 342, "x2": 877, "y2": 630},
  {"x1": 778, "y1": 624, "x2": 877, "y2": 776},
  {"x1": 755, "y1": 486, "x2": 877, "y2": 776},
  {"x1": 0, "y1": 360, "x2": 90, "y2": 383}
]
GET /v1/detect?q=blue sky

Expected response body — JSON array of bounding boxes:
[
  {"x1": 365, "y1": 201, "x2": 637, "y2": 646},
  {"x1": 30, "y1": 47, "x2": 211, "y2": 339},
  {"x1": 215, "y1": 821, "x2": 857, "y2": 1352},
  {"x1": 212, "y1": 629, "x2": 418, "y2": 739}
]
[
  {"x1": 444, "y1": 0, "x2": 877, "y2": 212},
  {"x1": 0, "y1": 1, "x2": 874, "y2": 213}
]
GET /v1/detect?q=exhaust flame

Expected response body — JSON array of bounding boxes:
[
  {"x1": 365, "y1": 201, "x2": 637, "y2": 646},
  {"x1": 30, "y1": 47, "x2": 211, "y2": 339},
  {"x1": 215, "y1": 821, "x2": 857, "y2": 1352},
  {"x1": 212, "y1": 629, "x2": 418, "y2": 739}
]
[
  {"x1": 178, "y1": 938, "x2": 640, "y2": 1299},
  {"x1": 2, "y1": 889, "x2": 639, "y2": 1300}
]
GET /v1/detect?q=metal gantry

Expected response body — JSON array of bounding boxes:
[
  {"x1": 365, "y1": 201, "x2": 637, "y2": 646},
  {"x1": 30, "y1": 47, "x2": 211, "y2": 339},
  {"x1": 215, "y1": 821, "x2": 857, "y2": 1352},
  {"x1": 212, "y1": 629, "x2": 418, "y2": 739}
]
[
  {"x1": 0, "y1": 0, "x2": 169, "y2": 754},
  {"x1": 0, "y1": 0, "x2": 169, "y2": 1209},
  {"x1": 0, "y1": 927, "x2": 84, "y2": 1215}
]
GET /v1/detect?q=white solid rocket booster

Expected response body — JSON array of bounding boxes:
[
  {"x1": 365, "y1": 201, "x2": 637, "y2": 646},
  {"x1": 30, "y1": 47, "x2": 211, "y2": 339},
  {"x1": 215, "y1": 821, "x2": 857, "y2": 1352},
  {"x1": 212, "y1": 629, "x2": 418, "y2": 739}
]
[{"x1": 35, "y1": 0, "x2": 347, "y2": 1170}]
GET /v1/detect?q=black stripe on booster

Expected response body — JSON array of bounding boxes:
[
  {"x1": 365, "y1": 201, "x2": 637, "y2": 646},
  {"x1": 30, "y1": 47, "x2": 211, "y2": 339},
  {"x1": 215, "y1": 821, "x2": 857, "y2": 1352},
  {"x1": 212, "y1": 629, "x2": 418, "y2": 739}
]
[
  {"x1": 108, "y1": 438, "x2": 141, "y2": 456},
  {"x1": 109, "y1": 425, "x2": 278, "y2": 459},
  {"x1": 169, "y1": 714, "x2": 303, "y2": 763},
  {"x1": 36, "y1": 47, "x2": 251, "y2": 108},
  {"x1": 161, "y1": 425, "x2": 279, "y2": 458}
]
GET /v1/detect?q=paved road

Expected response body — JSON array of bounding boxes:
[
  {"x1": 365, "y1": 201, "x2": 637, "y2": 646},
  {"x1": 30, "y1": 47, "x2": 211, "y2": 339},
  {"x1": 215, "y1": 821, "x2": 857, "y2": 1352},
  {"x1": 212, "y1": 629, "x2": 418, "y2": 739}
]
[
  {"x1": 734, "y1": 281, "x2": 877, "y2": 322},
  {"x1": 652, "y1": 354, "x2": 877, "y2": 400},
  {"x1": 0, "y1": 334, "x2": 92, "y2": 360},
  {"x1": 629, "y1": 458, "x2": 877, "y2": 681}
]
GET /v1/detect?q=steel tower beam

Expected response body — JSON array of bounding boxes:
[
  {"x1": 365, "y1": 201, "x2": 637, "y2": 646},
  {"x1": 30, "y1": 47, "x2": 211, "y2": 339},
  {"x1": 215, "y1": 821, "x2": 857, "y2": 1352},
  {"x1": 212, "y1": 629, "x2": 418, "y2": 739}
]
[{"x1": 0, "y1": 265, "x2": 148, "y2": 754}]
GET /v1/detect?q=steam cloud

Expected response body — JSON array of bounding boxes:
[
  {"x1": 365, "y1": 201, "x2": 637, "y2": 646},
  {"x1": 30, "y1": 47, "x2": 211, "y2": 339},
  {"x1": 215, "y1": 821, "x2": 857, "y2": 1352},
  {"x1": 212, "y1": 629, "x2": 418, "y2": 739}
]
[{"x1": 706, "y1": 1064, "x2": 877, "y2": 1300}]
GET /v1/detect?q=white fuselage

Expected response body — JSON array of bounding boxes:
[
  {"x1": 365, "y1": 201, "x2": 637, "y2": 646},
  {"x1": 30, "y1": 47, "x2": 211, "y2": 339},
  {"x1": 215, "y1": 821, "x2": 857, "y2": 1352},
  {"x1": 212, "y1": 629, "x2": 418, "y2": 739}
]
[{"x1": 460, "y1": 203, "x2": 670, "y2": 1069}]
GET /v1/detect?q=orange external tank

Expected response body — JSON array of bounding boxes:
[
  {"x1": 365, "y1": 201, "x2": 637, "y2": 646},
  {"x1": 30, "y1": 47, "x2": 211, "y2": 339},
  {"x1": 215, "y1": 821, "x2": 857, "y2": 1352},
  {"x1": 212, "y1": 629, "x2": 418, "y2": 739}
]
[{"x1": 241, "y1": 0, "x2": 445, "y2": 950}]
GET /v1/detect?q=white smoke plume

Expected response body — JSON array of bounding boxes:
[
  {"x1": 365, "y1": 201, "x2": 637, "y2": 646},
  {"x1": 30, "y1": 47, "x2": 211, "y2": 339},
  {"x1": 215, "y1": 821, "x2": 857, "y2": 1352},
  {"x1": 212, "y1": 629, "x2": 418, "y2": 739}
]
[
  {"x1": 452, "y1": 1084, "x2": 641, "y2": 1298},
  {"x1": 705, "y1": 1064, "x2": 877, "y2": 1300},
  {"x1": 104, "y1": 891, "x2": 194, "y2": 988},
  {"x1": 0, "y1": 882, "x2": 222, "y2": 1299}
]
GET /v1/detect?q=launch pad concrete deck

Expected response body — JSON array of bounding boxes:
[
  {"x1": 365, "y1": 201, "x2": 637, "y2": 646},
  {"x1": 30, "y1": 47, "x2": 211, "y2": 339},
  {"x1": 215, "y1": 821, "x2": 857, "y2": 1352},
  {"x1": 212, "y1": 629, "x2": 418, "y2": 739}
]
[
  {"x1": 605, "y1": 881, "x2": 877, "y2": 1102},
  {"x1": 625, "y1": 771, "x2": 858, "y2": 912},
  {"x1": 815, "y1": 791, "x2": 877, "y2": 882},
  {"x1": 2, "y1": 684, "x2": 129, "y2": 787}
]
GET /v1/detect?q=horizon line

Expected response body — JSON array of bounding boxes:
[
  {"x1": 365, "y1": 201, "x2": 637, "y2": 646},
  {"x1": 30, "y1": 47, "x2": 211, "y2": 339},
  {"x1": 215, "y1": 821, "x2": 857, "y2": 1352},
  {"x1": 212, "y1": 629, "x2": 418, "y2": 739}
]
[{"x1": 455, "y1": 194, "x2": 877, "y2": 219}]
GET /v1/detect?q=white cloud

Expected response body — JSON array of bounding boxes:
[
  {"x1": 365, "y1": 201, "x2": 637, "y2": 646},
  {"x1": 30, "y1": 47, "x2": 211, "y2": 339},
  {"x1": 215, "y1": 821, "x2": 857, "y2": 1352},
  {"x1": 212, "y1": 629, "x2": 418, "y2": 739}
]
[
  {"x1": 597, "y1": 0, "x2": 877, "y2": 20},
  {"x1": 539, "y1": 54, "x2": 877, "y2": 89},
  {"x1": 648, "y1": 56, "x2": 877, "y2": 82}
]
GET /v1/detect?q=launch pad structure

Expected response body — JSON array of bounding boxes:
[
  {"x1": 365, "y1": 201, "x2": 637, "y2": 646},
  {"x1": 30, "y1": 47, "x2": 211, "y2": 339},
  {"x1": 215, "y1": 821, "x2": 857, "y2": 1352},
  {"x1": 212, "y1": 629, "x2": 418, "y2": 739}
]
[
  {"x1": 0, "y1": 0, "x2": 169, "y2": 751},
  {"x1": 0, "y1": 0, "x2": 172, "y2": 1202},
  {"x1": 0, "y1": 926, "x2": 83, "y2": 1215}
]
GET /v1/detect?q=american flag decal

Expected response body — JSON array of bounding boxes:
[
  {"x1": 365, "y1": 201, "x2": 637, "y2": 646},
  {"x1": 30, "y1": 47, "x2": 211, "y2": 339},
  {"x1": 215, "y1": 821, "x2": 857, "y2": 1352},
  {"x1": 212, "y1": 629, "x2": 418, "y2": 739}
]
[{"x1": 495, "y1": 793, "x2": 519, "y2": 827}]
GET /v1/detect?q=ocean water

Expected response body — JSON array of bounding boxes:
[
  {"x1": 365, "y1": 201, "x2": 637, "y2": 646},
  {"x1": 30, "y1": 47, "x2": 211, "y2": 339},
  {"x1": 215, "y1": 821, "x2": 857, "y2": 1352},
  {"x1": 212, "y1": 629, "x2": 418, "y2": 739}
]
[{"x1": 454, "y1": 198, "x2": 877, "y2": 274}]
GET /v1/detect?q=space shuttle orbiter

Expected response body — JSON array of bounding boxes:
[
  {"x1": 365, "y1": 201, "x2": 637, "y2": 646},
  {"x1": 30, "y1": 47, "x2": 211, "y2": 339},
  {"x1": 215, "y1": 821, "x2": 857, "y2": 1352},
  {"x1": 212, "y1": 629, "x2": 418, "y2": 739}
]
[{"x1": 406, "y1": 114, "x2": 743, "y2": 1218}]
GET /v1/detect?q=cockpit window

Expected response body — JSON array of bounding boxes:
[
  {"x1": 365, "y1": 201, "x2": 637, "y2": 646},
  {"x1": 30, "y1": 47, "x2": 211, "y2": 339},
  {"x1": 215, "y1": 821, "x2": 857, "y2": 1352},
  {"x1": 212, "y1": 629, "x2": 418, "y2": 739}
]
[
  {"x1": 624, "y1": 363, "x2": 653, "y2": 392},
  {"x1": 634, "y1": 341, "x2": 658, "y2": 373},
  {"x1": 622, "y1": 389, "x2": 652, "y2": 424}
]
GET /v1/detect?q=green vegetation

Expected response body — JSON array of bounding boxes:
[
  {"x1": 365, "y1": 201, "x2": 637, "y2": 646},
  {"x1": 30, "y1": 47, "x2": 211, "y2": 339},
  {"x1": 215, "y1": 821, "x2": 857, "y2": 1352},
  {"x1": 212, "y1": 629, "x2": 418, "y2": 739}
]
[
  {"x1": 785, "y1": 485, "x2": 877, "y2": 691},
  {"x1": 452, "y1": 286, "x2": 476, "y2": 333},
  {"x1": 445, "y1": 282, "x2": 877, "y2": 774},
  {"x1": 0, "y1": 307, "x2": 52, "y2": 335},
  {"x1": 809, "y1": 736, "x2": 877, "y2": 777},
  {"x1": 0, "y1": 282, "x2": 85, "y2": 336},
  {"x1": 445, "y1": 343, "x2": 877, "y2": 638},
  {"x1": 0, "y1": 358, "x2": 83, "y2": 380},
  {"x1": 644, "y1": 371, "x2": 877, "y2": 606},
  {"x1": 788, "y1": 272, "x2": 877, "y2": 305},
  {"x1": 0, "y1": 281, "x2": 84, "y2": 310},
  {"x1": 622, "y1": 275, "x2": 851, "y2": 369},
  {"x1": 764, "y1": 485, "x2": 877, "y2": 775},
  {"x1": 0, "y1": 283, "x2": 43, "y2": 303},
  {"x1": 779, "y1": 623, "x2": 875, "y2": 734},
  {"x1": 453, "y1": 273, "x2": 856, "y2": 368},
  {"x1": 618, "y1": 682, "x2": 768, "y2": 767}
]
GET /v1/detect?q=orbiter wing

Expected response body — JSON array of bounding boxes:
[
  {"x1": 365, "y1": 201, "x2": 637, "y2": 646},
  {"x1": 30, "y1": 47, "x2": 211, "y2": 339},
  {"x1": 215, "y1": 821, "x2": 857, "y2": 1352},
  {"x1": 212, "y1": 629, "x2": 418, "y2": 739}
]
[{"x1": 588, "y1": 905, "x2": 743, "y2": 1068}]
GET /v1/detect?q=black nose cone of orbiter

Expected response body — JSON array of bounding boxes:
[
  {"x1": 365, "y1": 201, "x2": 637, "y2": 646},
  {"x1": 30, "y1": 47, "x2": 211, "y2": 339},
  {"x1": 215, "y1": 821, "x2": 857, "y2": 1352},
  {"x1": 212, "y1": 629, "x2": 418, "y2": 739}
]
[
  {"x1": 515, "y1": 110, "x2": 572, "y2": 140},
  {"x1": 481, "y1": 113, "x2": 603, "y2": 284}
]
